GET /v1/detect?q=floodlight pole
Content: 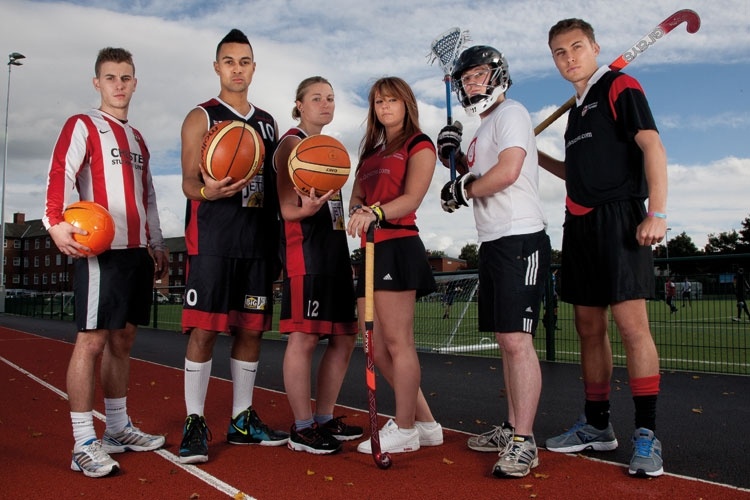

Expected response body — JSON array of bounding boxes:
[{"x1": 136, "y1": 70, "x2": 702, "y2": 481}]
[{"x1": 1, "y1": 52, "x2": 26, "y2": 313}]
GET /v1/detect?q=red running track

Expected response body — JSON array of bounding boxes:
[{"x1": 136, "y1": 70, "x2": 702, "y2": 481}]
[{"x1": 1, "y1": 326, "x2": 748, "y2": 500}]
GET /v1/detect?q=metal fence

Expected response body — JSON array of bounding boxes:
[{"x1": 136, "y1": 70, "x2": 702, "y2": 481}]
[{"x1": 5, "y1": 255, "x2": 749, "y2": 376}]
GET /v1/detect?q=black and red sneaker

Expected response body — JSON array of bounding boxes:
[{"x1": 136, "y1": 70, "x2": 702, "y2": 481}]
[
  {"x1": 287, "y1": 424, "x2": 342, "y2": 454},
  {"x1": 320, "y1": 416, "x2": 364, "y2": 441}
]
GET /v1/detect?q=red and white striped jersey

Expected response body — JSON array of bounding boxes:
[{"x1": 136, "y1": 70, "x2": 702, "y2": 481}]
[{"x1": 43, "y1": 109, "x2": 165, "y2": 251}]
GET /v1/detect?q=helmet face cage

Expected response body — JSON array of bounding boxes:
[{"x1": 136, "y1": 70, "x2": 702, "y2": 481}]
[{"x1": 451, "y1": 46, "x2": 512, "y2": 116}]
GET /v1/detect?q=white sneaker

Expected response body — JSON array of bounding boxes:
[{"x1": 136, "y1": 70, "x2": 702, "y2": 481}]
[
  {"x1": 102, "y1": 422, "x2": 166, "y2": 453},
  {"x1": 356, "y1": 419, "x2": 420, "y2": 454},
  {"x1": 415, "y1": 421, "x2": 443, "y2": 446},
  {"x1": 71, "y1": 439, "x2": 120, "y2": 478}
]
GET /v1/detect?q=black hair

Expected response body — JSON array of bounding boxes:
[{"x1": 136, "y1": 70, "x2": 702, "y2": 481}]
[{"x1": 216, "y1": 28, "x2": 253, "y2": 59}]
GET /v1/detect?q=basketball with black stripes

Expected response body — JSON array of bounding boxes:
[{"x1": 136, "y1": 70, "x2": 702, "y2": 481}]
[
  {"x1": 201, "y1": 120, "x2": 265, "y2": 181},
  {"x1": 288, "y1": 134, "x2": 350, "y2": 195},
  {"x1": 63, "y1": 201, "x2": 115, "y2": 256}
]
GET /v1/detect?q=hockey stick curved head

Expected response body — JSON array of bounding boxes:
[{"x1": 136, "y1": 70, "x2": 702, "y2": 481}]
[
  {"x1": 661, "y1": 9, "x2": 701, "y2": 35},
  {"x1": 374, "y1": 451, "x2": 393, "y2": 469}
]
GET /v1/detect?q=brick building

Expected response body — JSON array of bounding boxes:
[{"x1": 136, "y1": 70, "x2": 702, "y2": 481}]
[{"x1": 3, "y1": 213, "x2": 74, "y2": 294}]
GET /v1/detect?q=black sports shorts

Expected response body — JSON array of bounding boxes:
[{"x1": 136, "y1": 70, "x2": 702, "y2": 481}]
[
  {"x1": 560, "y1": 199, "x2": 655, "y2": 306},
  {"x1": 478, "y1": 230, "x2": 550, "y2": 334},
  {"x1": 74, "y1": 248, "x2": 153, "y2": 331}
]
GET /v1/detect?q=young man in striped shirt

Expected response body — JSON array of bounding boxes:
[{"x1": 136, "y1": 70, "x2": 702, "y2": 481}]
[{"x1": 44, "y1": 47, "x2": 168, "y2": 478}]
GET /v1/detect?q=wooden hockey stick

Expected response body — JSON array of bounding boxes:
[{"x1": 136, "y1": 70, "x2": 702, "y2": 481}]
[{"x1": 364, "y1": 223, "x2": 392, "y2": 469}]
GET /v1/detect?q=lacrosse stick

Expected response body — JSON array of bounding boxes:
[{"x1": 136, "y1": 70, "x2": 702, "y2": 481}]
[
  {"x1": 534, "y1": 9, "x2": 701, "y2": 136},
  {"x1": 364, "y1": 223, "x2": 392, "y2": 469},
  {"x1": 429, "y1": 27, "x2": 470, "y2": 180}
]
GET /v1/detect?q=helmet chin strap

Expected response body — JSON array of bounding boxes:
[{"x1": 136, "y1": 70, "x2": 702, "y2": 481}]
[{"x1": 463, "y1": 84, "x2": 506, "y2": 116}]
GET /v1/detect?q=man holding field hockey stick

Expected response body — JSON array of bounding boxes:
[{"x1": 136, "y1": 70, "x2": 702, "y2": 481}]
[
  {"x1": 538, "y1": 18, "x2": 668, "y2": 478},
  {"x1": 438, "y1": 45, "x2": 551, "y2": 478}
]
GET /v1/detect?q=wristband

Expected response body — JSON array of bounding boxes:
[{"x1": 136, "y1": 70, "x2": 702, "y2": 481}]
[
  {"x1": 647, "y1": 211, "x2": 666, "y2": 219},
  {"x1": 349, "y1": 204, "x2": 363, "y2": 217},
  {"x1": 200, "y1": 186, "x2": 209, "y2": 200},
  {"x1": 370, "y1": 205, "x2": 385, "y2": 222}
]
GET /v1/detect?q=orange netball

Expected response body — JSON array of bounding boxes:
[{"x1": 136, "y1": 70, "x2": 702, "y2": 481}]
[
  {"x1": 201, "y1": 120, "x2": 265, "y2": 181},
  {"x1": 288, "y1": 134, "x2": 351, "y2": 195},
  {"x1": 63, "y1": 201, "x2": 116, "y2": 256}
]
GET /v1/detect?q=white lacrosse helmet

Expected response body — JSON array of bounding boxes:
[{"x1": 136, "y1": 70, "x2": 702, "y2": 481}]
[{"x1": 451, "y1": 45, "x2": 512, "y2": 116}]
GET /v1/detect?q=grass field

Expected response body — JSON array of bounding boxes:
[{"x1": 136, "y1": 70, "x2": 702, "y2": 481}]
[
  {"x1": 413, "y1": 297, "x2": 750, "y2": 375},
  {"x1": 9, "y1": 291, "x2": 749, "y2": 376}
]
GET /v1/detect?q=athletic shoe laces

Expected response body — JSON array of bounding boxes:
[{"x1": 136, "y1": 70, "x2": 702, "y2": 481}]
[
  {"x1": 633, "y1": 435, "x2": 654, "y2": 457},
  {"x1": 184, "y1": 416, "x2": 212, "y2": 447},
  {"x1": 82, "y1": 440, "x2": 110, "y2": 461},
  {"x1": 564, "y1": 418, "x2": 586, "y2": 435}
]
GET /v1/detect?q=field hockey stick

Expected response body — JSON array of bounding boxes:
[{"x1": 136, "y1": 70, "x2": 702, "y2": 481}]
[
  {"x1": 534, "y1": 9, "x2": 701, "y2": 136},
  {"x1": 364, "y1": 223, "x2": 392, "y2": 469},
  {"x1": 429, "y1": 27, "x2": 470, "y2": 180}
]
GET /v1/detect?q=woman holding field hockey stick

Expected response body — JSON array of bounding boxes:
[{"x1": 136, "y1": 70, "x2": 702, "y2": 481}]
[
  {"x1": 538, "y1": 18, "x2": 668, "y2": 478},
  {"x1": 274, "y1": 76, "x2": 363, "y2": 455},
  {"x1": 346, "y1": 76, "x2": 443, "y2": 455}
]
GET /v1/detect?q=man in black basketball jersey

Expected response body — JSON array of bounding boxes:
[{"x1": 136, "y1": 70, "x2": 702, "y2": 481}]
[{"x1": 177, "y1": 28, "x2": 287, "y2": 464}]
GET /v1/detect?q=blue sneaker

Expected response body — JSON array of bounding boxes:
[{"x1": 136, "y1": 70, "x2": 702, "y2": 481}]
[
  {"x1": 629, "y1": 428, "x2": 663, "y2": 477},
  {"x1": 545, "y1": 414, "x2": 618, "y2": 453},
  {"x1": 179, "y1": 414, "x2": 211, "y2": 464},
  {"x1": 227, "y1": 407, "x2": 289, "y2": 446}
]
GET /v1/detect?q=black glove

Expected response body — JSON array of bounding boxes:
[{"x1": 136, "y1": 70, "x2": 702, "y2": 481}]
[
  {"x1": 436, "y1": 121, "x2": 463, "y2": 161},
  {"x1": 440, "y1": 172, "x2": 476, "y2": 213}
]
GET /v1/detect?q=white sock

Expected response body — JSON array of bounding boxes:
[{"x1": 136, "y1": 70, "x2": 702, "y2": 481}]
[
  {"x1": 230, "y1": 358, "x2": 258, "y2": 418},
  {"x1": 71, "y1": 411, "x2": 97, "y2": 450},
  {"x1": 415, "y1": 420, "x2": 439, "y2": 429},
  {"x1": 104, "y1": 397, "x2": 129, "y2": 434},
  {"x1": 184, "y1": 358, "x2": 212, "y2": 416}
]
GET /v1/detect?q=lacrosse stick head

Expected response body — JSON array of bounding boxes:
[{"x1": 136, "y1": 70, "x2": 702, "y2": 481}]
[
  {"x1": 428, "y1": 27, "x2": 471, "y2": 77},
  {"x1": 451, "y1": 45, "x2": 512, "y2": 116}
]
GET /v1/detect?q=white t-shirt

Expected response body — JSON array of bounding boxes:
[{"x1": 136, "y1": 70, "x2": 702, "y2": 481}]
[{"x1": 465, "y1": 98, "x2": 547, "y2": 242}]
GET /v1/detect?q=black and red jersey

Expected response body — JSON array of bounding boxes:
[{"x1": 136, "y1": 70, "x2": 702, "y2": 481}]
[
  {"x1": 564, "y1": 70, "x2": 658, "y2": 209},
  {"x1": 184, "y1": 98, "x2": 279, "y2": 259},
  {"x1": 276, "y1": 128, "x2": 350, "y2": 278},
  {"x1": 356, "y1": 133, "x2": 434, "y2": 245}
]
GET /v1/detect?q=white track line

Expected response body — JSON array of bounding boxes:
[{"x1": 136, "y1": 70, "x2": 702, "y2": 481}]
[{"x1": 0, "y1": 353, "x2": 256, "y2": 500}]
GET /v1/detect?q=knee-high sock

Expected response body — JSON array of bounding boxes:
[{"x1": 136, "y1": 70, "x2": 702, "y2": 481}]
[{"x1": 184, "y1": 358, "x2": 212, "y2": 416}]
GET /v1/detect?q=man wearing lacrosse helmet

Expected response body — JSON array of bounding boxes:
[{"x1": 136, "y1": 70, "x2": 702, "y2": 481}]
[{"x1": 437, "y1": 45, "x2": 550, "y2": 479}]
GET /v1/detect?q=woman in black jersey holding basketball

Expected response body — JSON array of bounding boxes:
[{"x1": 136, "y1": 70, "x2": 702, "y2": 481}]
[{"x1": 273, "y1": 76, "x2": 362, "y2": 454}]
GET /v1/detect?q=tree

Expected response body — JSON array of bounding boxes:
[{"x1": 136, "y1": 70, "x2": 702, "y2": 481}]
[
  {"x1": 459, "y1": 243, "x2": 479, "y2": 269},
  {"x1": 669, "y1": 231, "x2": 700, "y2": 257},
  {"x1": 704, "y1": 230, "x2": 740, "y2": 254},
  {"x1": 738, "y1": 215, "x2": 750, "y2": 253},
  {"x1": 428, "y1": 249, "x2": 445, "y2": 257}
]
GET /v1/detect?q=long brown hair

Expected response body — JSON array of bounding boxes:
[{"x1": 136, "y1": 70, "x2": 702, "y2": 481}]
[{"x1": 358, "y1": 77, "x2": 421, "y2": 165}]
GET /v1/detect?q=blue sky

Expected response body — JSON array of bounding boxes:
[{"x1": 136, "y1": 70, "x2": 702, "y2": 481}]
[{"x1": 1, "y1": 0, "x2": 748, "y2": 256}]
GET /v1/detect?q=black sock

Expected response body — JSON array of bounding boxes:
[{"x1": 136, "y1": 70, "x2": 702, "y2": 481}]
[
  {"x1": 584, "y1": 400, "x2": 610, "y2": 430},
  {"x1": 633, "y1": 395, "x2": 657, "y2": 431}
]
